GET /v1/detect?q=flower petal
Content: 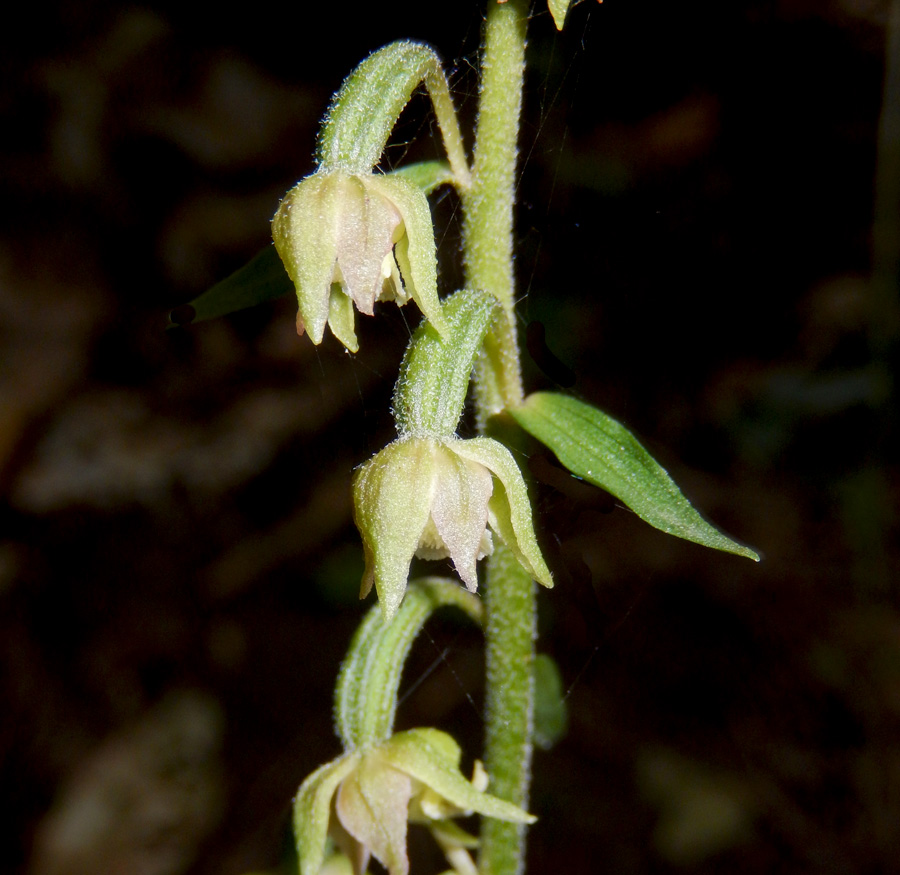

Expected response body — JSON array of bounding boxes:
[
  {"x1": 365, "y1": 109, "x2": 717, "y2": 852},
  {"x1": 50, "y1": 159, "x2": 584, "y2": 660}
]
[
  {"x1": 336, "y1": 756, "x2": 413, "y2": 875},
  {"x1": 293, "y1": 753, "x2": 360, "y2": 875},
  {"x1": 451, "y1": 438, "x2": 553, "y2": 588},
  {"x1": 427, "y1": 444, "x2": 493, "y2": 591},
  {"x1": 337, "y1": 175, "x2": 401, "y2": 315},
  {"x1": 353, "y1": 439, "x2": 438, "y2": 620}
]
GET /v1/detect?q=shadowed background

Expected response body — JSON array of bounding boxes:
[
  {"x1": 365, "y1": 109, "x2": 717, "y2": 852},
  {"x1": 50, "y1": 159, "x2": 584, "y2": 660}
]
[{"x1": 2, "y1": 1, "x2": 899, "y2": 873}]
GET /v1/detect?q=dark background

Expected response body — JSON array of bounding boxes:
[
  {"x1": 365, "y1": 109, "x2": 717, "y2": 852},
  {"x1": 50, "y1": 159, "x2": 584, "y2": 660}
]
[{"x1": 3, "y1": 1, "x2": 899, "y2": 873}]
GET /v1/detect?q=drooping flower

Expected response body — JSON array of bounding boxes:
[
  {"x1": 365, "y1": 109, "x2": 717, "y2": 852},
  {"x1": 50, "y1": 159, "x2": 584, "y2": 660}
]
[
  {"x1": 271, "y1": 170, "x2": 446, "y2": 353},
  {"x1": 294, "y1": 728, "x2": 534, "y2": 875},
  {"x1": 353, "y1": 435, "x2": 553, "y2": 620}
]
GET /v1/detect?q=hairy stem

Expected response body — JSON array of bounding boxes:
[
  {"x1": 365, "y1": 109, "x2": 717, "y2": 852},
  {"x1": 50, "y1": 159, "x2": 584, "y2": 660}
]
[
  {"x1": 480, "y1": 543, "x2": 536, "y2": 875},
  {"x1": 463, "y1": 0, "x2": 528, "y2": 421},
  {"x1": 462, "y1": 3, "x2": 535, "y2": 874}
]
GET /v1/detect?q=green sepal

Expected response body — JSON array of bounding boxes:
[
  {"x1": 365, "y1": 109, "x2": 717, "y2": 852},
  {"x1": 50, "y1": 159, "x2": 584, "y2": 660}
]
[
  {"x1": 381, "y1": 728, "x2": 536, "y2": 824},
  {"x1": 353, "y1": 440, "x2": 444, "y2": 620},
  {"x1": 293, "y1": 725, "x2": 534, "y2": 875},
  {"x1": 533, "y1": 653, "x2": 568, "y2": 751},
  {"x1": 167, "y1": 245, "x2": 292, "y2": 327},
  {"x1": 548, "y1": 0, "x2": 574, "y2": 30},
  {"x1": 365, "y1": 174, "x2": 447, "y2": 338},
  {"x1": 335, "y1": 577, "x2": 483, "y2": 750},
  {"x1": 293, "y1": 753, "x2": 361, "y2": 875},
  {"x1": 510, "y1": 392, "x2": 760, "y2": 561},
  {"x1": 393, "y1": 289, "x2": 498, "y2": 438},
  {"x1": 451, "y1": 437, "x2": 554, "y2": 588}
]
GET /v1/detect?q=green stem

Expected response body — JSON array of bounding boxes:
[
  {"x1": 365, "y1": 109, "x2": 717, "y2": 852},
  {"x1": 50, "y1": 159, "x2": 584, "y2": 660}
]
[
  {"x1": 480, "y1": 543, "x2": 536, "y2": 875},
  {"x1": 463, "y1": 0, "x2": 529, "y2": 422},
  {"x1": 461, "y1": 5, "x2": 535, "y2": 874}
]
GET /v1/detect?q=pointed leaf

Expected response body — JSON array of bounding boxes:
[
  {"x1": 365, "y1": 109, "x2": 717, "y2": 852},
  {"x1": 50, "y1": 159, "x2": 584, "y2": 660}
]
[
  {"x1": 391, "y1": 160, "x2": 457, "y2": 195},
  {"x1": 510, "y1": 393, "x2": 759, "y2": 561},
  {"x1": 167, "y1": 245, "x2": 292, "y2": 327}
]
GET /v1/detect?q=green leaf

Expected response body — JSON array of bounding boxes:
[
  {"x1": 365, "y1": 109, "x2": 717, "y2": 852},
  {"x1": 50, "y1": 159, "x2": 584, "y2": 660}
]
[
  {"x1": 390, "y1": 160, "x2": 456, "y2": 195},
  {"x1": 533, "y1": 654, "x2": 568, "y2": 750},
  {"x1": 510, "y1": 392, "x2": 759, "y2": 561},
  {"x1": 167, "y1": 245, "x2": 292, "y2": 326},
  {"x1": 548, "y1": 0, "x2": 573, "y2": 30}
]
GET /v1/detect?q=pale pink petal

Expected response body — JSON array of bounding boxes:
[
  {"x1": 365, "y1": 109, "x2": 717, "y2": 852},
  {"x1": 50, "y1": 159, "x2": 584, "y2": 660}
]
[
  {"x1": 428, "y1": 447, "x2": 493, "y2": 591},
  {"x1": 336, "y1": 757, "x2": 413, "y2": 875}
]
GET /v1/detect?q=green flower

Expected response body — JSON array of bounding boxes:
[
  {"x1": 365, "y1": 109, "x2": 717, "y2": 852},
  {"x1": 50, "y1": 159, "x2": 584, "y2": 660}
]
[
  {"x1": 353, "y1": 436, "x2": 553, "y2": 620},
  {"x1": 294, "y1": 728, "x2": 534, "y2": 875},
  {"x1": 271, "y1": 170, "x2": 446, "y2": 352}
]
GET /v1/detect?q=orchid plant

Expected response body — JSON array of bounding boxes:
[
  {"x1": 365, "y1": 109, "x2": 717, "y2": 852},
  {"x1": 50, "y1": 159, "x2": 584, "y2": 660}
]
[{"x1": 175, "y1": 2, "x2": 758, "y2": 873}]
